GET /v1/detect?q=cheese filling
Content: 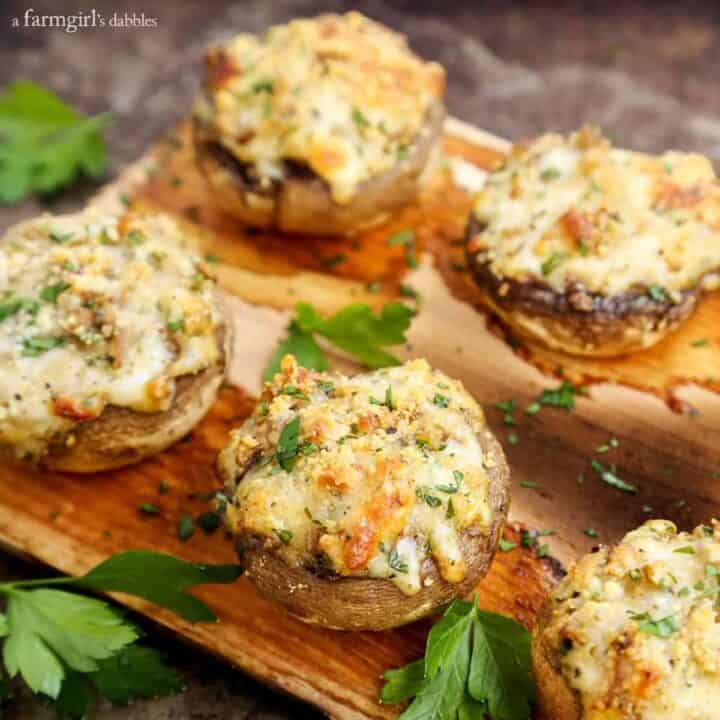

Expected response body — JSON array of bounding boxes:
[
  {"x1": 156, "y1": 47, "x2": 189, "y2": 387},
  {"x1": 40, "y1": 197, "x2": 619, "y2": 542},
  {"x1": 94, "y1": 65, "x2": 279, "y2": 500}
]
[
  {"x1": 543, "y1": 520, "x2": 720, "y2": 720},
  {"x1": 219, "y1": 356, "x2": 496, "y2": 595},
  {"x1": 0, "y1": 209, "x2": 223, "y2": 460},
  {"x1": 470, "y1": 127, "x2": 720, "y2": 299},
  {"x1": 194, "y1": 12, "x2": 445, "y2": 204}
]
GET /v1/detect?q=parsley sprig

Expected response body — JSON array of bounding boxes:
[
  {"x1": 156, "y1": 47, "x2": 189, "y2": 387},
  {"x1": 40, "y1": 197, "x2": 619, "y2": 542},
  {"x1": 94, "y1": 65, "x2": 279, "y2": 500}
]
[
  {"x1": 381, "y1": 598, "x2": 534, "y2": 720},
  {"x1": 0, "y1": 550, "x2": 242, "y2": 716},
  {"x1": 263, "y1": 301, "x2": 414, "y2": 381},
  {"x1": 0, "y1": 81, "x2": 112, "y2": 204}
]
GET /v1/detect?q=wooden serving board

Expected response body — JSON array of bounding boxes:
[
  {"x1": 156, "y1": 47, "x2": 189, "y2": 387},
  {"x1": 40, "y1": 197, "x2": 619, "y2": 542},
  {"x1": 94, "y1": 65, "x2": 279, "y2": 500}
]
[{"x1": 2, "y1": 115, "x2": 720, "y2": 719}]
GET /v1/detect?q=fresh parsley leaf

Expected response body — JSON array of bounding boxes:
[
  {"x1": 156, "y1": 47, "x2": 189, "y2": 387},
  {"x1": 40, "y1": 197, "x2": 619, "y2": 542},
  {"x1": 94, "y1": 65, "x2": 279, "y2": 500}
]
[
  {"x1": 0, "y1": 81, "x2": 112, "y2": 204},
  {"x1": 425, "y1": 599, "x2": 474, "y2": 677},
  {"x1": 72, "y1": 550, "x2": 243, "y2": 622},
  {"x1": 276, "y1": 416, "x2": 301, "y2": 472},
  {"x1": 263, "y1": 320, "x2": 329, "y2": 382},
  {"x1": 469, "y1": 610, "x2": 534, "y2": 720},
  {"x1": 297, "y1": 301, "x2": 413, "y2": 368},
  {"x1": 381, "y1": 599, "x2": 534, "y2": 720},
  {"x1": 54, "y1": 670, "x2": 94, "y2": 718},
  {"x1": 380, "y1": 659, "x2": 426, "y2": 704},
  {"x1": 3, "y1": 589, "x2": 137, "y2": 698},
  {"x1": 90, "y1": 645, "x2": 184, "y2": 704},
  {"x1": 264, "y1": 301, "x2": 414, "y2": 380}
]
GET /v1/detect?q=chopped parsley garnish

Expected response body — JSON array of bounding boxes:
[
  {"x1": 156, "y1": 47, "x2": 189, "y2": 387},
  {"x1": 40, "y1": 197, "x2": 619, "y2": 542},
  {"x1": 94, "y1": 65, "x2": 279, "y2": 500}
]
[
  {"x1": 21, "y1": 335, "x2": 66, "y2": 356},
  {"x1": 537, "y1": 381, "x2": 579, "y2": 411},
  {"x1": 276, "y1": 416, "x2": 301, "y2": 472},
  {"x1": 520, "y1": 480, "x2": 541, "y2": 489},
  {"x1": 540, "y1": 167, "x2": 561, "y2": 181},
  {"x1": 673, "y1": 545, "x2": 695, "y2": 554},
  {"x1": 583, "y1": 528, "x2": 598, "y2": 538},
  {"x1": 204, "y1": 253, "x2": 221, "y2": 264},
  {"x1": 386, "y1": 229, "x2": 414, "y2": 247},
  {"x1": 252, "y1": 79, "x2": 275, "y2": 94},
  {"x1": 0, "y1": 297, "x2": 39, "y2": 322},
  {"x1": 525, "y1": 402, "x2": 541, "y2": 415},
  {"x1": 126, "y1": 229, "x2": 145, "y2": 245},
  {"x1": 177, "y1": 515, "x2": 195, "y2": 542},
  {"x1": 384, "y1": 385, "x2": 394, "y2": 411},
  {"x1": 281, "y1": 385, "x2": 308, "y2": 399},
  {"x1": 590, "y1": 459, "x2": 638, "y2": 493},
  {"x1": 494, "y1": 398, "x2": 517, "y2": 426},
  {"x1": 321, "y1": 253, "x2": 347, "y2": 268},
  {"x1": 388, "y1": 547, "x2": 408, "y2": 573},
  {"x1": 417, "y1": 487, "x2": 442, "y2": 508},
  {"x1": 507, "y1": 432, "x2": 519, "y2": 446},
  {"x1": 498, "y1": 539, "x2": 517, "y2": 552},
  {"x1": 138, "y1": 503, "x2": 160, "y2": 516},
  {"x1": 166, "y1": 317, "x2": 185, "y2": 333},
  {"x1": 691, "y1": 338, "x2": 709, "y2": 347},
  {"x1": 197, "y1": 511, "x2": 221, "y2": 534},
  {"x1": 351, "y1": 106, "x2": 370, "y2": 128},
  {"x1": 577, "y1": 238, "x2": 591, "y2": 256},
  {"x1": 631, "y1": 612, "x2": 678, "y2": 637},
  {"x1": 275, "y1": 529, "x2": 293, "y2": 545},
  {"x1": 49, "y1": 231, "x2": 73, "y2": 244},
  {"x1": 400, "y1": 284, "x2": 419, "y2": 300},
  {"x1": 648, "y1": 285, "x2": 670, "y2": 303},
  {"x1": 541, "y1": 251, "x2": 568, "y2": 276},
  {"x1": 433, "y1": 393, "x2": 449, "y2": 408},
  {"x1": 40, "y1": 281, "x2": 71, "y2": 304}
]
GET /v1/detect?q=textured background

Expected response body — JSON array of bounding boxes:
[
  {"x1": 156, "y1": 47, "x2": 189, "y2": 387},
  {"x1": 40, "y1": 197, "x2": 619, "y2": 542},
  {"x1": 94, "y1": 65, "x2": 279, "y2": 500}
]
[{"x1": 2, "y1": 0, "x2": 720, "y2": 717}]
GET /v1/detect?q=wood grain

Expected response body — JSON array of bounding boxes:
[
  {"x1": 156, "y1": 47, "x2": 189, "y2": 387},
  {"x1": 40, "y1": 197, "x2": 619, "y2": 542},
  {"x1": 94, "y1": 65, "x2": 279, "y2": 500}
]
[{"x1": 2, "y1": 116, "x2": 720, "y2": 718}]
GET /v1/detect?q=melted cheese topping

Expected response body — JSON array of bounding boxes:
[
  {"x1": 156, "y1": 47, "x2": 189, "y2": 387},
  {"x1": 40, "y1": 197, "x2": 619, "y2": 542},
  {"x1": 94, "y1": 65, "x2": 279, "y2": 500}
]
[
  {"x1": 219, "y1": 356, "x2": 497, "y2": 595},
  {"x1": 470, "y1": 127, "x2": 720, "y2": 299},
  {"x1": 0, "y1": 209, "x2": 223, "y2": 460},
  {"x1": 542, "y1": 520, "x2": 720, "y2": 720},
  {"x1": 194, "y1": 12, "x2": 445, "y2": 203}
]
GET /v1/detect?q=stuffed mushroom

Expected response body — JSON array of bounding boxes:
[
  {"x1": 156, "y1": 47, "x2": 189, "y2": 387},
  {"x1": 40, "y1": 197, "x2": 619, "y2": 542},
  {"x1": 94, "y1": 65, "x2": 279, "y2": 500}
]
[
  {"x1": 193, "y1": 12, "x2": 446, "y2": 235},
  {"x1": 0, "y1": 208, "x2": 230, "y2": 472},
  {"x1": 218, "y1": 356, "x2": 509, "y2": 630},
  {"x1": 466, "y1": 127, "x2": 720, "y2": 356},
  {"x1": 533, "y1": 519, "x2": 720, "y2": 720}
]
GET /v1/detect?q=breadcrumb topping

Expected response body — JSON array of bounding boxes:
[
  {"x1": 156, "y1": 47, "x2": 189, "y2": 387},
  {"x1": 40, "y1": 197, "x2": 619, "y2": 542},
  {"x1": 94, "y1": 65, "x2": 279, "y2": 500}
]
[
  {"x1": 195, "y1": 12, "x2": 444, "y2": 203},
  {"x1": 219, "y1": 356, "x2": 495, "y2": 595},
  {"x1": 0, "y1": 208, "x2": 223, "y2": 460},
  {"x1": 542, "y1": 519, "x2": 720, "y2": 719},
  {"x1": 470, "y1": 127, "x2": 720, "y2": 299}
]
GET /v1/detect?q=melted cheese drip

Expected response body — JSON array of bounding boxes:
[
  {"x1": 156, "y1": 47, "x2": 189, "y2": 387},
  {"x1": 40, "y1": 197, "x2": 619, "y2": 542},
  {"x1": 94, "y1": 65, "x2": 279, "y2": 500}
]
[
  {"x1": 219, "y1": 357, "x2": 496, "y2": 595},
  {"x1": 195, "y1": 12, "x2": 445, "y2": 203},
  {"x1": 543, "y1": 520, "x2": 720, "y2": 720},
  {"x1": 0, "y1": 209, "x2": 222, "y2": 460},
  {"x1": 470, "y1": 127, "x2": 720, "y2": 298}
]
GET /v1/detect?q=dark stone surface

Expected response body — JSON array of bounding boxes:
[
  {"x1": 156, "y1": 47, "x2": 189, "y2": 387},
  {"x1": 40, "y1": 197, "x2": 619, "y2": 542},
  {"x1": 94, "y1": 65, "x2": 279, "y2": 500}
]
[{"x1": 1, "y1": 1, "x2": 720, "y2": 716}]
